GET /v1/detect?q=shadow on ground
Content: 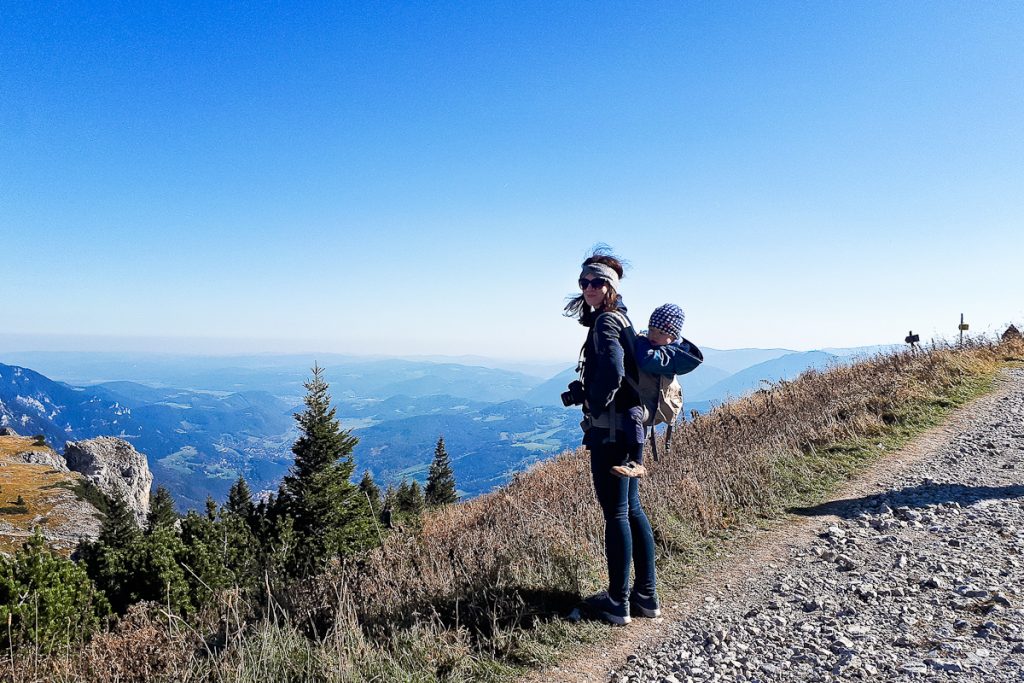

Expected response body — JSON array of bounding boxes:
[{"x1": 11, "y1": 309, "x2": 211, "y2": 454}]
[{"x1": 789, "y1": 483, "x2": 1024, "y2": 520}]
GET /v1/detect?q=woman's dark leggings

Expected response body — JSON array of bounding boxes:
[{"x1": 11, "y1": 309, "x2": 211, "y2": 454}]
[{"x1": 588, "y1": 432, "x2": 657, "y2": 603}]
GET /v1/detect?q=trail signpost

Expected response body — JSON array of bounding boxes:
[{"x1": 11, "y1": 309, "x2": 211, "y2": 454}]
[
  {"x1": 959, "y1": 313, "x2": 969, "y2": 347},
  {"x1": 905, "y1": 330, "x2": 920, "y2": 352}
]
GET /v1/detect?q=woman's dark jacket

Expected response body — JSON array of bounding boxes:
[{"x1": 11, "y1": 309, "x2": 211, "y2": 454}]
[{"x1": 581, "y1": 302, "x2": 641, "y2": 419}]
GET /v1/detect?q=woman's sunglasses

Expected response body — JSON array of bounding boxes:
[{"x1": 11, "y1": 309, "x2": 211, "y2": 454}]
[{"x1": 579, "y1": 277, "x2": 608, "y2": 290}]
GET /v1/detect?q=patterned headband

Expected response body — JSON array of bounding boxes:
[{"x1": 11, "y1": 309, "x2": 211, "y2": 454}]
[{"x1": 580, "y1": 263, "x2": 620, "y2": 289}]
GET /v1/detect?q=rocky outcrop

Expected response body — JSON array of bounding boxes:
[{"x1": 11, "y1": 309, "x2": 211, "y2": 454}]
[
  {"x1": 0, "y1": 437, "x2": 103, "y2": 554},
  {"x1": 12, "y1": 449, "x2": 68, "y2": 471},
  {"x1": 64, "y1": 437, "x2": 153, "y2": 527},
  {"x1": 1003, "y1": 324, "x2": 1022, "y2": 342},
  {"x1": 0, "y1": 427, "x2": 19, "y2": 436}
]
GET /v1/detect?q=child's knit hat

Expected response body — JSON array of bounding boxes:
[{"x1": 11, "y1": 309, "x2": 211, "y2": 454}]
[{"x1": 649, "y1": 304, "x2": 685, "y2": 338}]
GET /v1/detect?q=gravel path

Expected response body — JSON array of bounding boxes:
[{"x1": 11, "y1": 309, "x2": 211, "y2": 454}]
[{"x1": 612, "y1": 368, "x2": 1024, "y2": 683}]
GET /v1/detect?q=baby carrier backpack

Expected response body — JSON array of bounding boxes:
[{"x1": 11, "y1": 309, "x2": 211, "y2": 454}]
[{"x1": 577, "y1": 311, "x2": 699, "y2": 461}]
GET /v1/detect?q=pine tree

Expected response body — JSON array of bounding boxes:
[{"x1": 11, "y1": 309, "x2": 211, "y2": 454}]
[
  {"x1": 0, "y1": 529, "x2": 109, "y2": 653},
  {"x1": 79, "y1": 490, "x2": 200, "y2": 615},
  {"x1": 250, "y1": 493, "x2": 274, "y2": 541},
  {"x1": 210, "y1": 480, "x2": 261, "y2": 593},
  {"x1": 424, "y1": 435, "x2": 458, "y2": 506},
  {"x1": 179, "y1": 510, "x2": 227, "y2": 588},
  {"x1": 278, "y1": 365, "x2": 374, "y2": 576},
  {"x1": 78, "y1": 494, "x2": 144, "y2": 614},
  {"x1": 218, "y1": 510, "x2": 260, "y2": 589},
  {"x1": 99, "y1": 493, "x2": 142, "y2": 548},
  {"x1": 408, "y1": 480, "x2": 425, "y2": 515},
  {"x1": 395, "y1": 481, "x2": 411, "y2": 513},
  {"x1": 205, "y1": 495, "x2": 218, "y2": 521},
  {"x1": 381, "y1": 484, "x2": 396, "y2": 510},
  {"x1": 133, "y1": 526, "x2": 192, "y2": 614},
  {"x1": 395, "y1": 479, "x2": 425, "y2": 517},
  {"x1": 358, "y1": 470, "x2": 381, "y2": 514},
  {"x1": 380, "y1": 484, "x2": 396, "y2": 529},
  {"x1": 147, "y1": 485, "x2": 178, "y2": 533},
  {"x1": 225, "y1": 475, "x2": 255, "y2": 522}
]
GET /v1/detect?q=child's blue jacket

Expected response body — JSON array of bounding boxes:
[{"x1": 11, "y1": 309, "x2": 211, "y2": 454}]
[{"x1": 635, "y1": 336, "x2": 704, "y2": 377}]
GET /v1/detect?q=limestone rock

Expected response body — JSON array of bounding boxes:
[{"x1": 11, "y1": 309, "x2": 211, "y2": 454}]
[
  {"x1": 0, "y1": 427, "x2": 19, "y2": 436},
  {"x1": 13, "y1": 449, "x2": 68, "y2": 471},
  {"x1": 64, "y1": 437, "x2": 153, "y2": 526}
]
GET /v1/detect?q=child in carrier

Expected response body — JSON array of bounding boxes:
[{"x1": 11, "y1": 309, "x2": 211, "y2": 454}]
[
  {"x1": 610, "y1": 303, "x2": 702, "y2": 478},
  {"x1": 635, "y1": 303, "x2": 700, "y2": 376}
]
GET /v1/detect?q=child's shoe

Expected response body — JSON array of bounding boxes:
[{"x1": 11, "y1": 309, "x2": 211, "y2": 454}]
[
  {"x1": 629, "y1": 589, "x2": 661, "y2": 618},
  {"x1": 582, "y1": 591, "x2": 631, "y2": 625},
  {"x1": 610, "y1": 461, "x2": 647, "y2": 478}
]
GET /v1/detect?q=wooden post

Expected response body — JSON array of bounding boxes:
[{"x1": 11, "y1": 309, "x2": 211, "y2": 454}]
[{"x1": 958, "y1": 314, "x2": 969, "y2": 348}]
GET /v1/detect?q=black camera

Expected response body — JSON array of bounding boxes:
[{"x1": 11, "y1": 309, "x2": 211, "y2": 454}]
[{"x1": 561, "y1": 380, "x2": 586, "y2": 407}]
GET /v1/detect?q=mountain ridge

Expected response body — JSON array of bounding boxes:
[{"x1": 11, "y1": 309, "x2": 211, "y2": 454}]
[
  {"x1": 0, "y1": 343, "x2": 889, "y2": 508},
  {"x1": 691, "y1": 350, "x2": 842, "y2": 402}
]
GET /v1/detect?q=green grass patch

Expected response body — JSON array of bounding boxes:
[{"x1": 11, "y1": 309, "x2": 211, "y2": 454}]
[{"x1": 771, "y1": 370, "x2": 995, "y2": 512}]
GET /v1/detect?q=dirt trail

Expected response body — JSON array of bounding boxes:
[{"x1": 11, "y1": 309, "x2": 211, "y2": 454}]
[{"x1": 525, "y1": 369, "x2": 1022, "y2": 682}]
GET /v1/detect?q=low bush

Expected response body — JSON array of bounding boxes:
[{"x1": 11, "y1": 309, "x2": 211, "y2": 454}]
[{"x1": 0, "y1": 529, "x2": 109, "y2": 654}]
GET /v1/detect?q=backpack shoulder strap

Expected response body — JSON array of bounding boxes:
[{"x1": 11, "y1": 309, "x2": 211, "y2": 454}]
[{"x1": 595, "y1": 310, "x2": 642, "y2": 394}]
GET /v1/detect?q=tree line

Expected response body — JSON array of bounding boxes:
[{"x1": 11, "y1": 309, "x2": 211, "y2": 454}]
[{"x1": 0, "y1": 365, "x2": 459, "y2": 652}]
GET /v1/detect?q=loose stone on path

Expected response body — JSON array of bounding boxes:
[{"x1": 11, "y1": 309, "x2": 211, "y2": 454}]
[{"x1": 615, "y1": 369, "x2": 1024, "y2": 682}]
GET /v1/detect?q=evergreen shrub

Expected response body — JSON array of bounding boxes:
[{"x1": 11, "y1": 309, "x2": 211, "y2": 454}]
[{"x1": 0, "y1": 529, "x2": 109, "y2": 653}]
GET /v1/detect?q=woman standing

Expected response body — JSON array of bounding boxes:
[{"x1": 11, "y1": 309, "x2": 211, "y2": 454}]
[{"x1": 565, "y1": 250, "x2": 659, "y2": 625}]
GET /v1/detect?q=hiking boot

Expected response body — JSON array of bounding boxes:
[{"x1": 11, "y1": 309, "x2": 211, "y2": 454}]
[
  {"x1": 610, "y1": 461, "x2": 647, "y2": 478},
  {"x1": 629, "y1": 589, "x2": 661, "y2": 618},
  {"x1": 582, "y1": 591, "x2": 631, "y2": 625}
]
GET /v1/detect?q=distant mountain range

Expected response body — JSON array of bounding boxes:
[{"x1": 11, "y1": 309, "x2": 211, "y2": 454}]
[
  {"x1": 690, "y1": 350, "x2": 844, "y2": 402},
  {"x1": 699, "y1": 348, "x2": 795, "y2": 374},
  {"x1": 0, "y1": 344, "x2": 886, "y2": 509},
  {"x1": 0, "y1": 364, "x2": 294, "y2": 510},
  {"x1": 0, "y1": 352, "x2": 540, "y2": 402},
  {"x1": 0, "y1": 361, "x2": 578, "y2": 508}
]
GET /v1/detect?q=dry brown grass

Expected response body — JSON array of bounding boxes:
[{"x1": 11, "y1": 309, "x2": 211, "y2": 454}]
[
  {"x1": 322, "y1": 340, "x2": 1011, "y2": 638},
  {"x1": 0, "y1": 438, "x2": 97, "y2": 556},
  {"x1": 4, "y1": 337, "x2": 1021, "y2": 682}
]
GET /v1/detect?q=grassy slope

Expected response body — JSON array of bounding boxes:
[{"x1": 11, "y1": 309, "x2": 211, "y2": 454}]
[
  {"x1": 491, "y1": 352, "x2": 1010, "y2": 680},
  {"x1": 345, "y1": 343, "x2": 1019, "y2": 681},
  {"x1": 647, "y1": 359, "x2": 1003, "y2": 633},
  {"x1": 0, "y1": 436, "x2": 102, "y2": 555}
]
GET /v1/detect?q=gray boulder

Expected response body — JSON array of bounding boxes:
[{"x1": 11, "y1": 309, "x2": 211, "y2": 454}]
[
  {"x1": 64, "y1": 437, "x2": 153, "y2": 527},
  {"x1": 13, "y1": 449, "x2": 68, "y2": 471}
]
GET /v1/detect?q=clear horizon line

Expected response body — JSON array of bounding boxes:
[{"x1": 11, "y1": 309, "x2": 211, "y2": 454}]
[{"x1": 0, "y1": 331, "x2": 911, "y2": 361}]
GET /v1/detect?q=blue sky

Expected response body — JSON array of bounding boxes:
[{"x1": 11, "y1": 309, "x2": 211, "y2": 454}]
[{"x1": 2, "y1": 1, "x2": 1022, "y2": 361}]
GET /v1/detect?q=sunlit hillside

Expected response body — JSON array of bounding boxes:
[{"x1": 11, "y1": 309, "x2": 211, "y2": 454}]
[{"x1": 0, "y1": 436, "x2": 102, "y2": 555}]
